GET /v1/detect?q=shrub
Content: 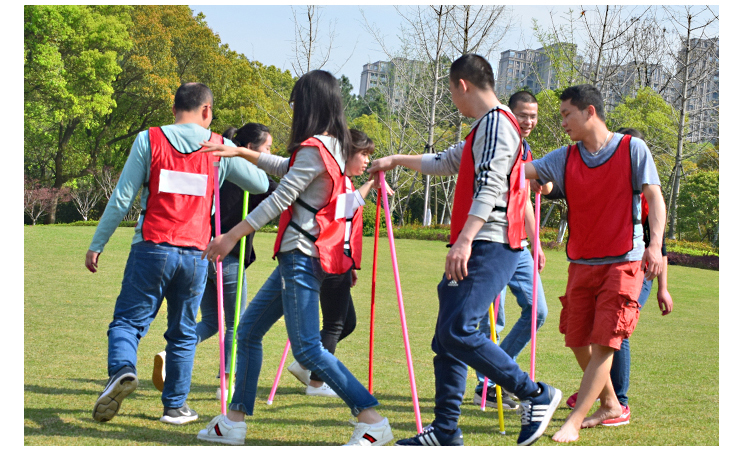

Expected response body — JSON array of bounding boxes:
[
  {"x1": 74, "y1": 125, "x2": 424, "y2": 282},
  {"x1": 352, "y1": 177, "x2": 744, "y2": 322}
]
[{"x1": 361, "y1": 200, "x2": 389, "y2": 236}]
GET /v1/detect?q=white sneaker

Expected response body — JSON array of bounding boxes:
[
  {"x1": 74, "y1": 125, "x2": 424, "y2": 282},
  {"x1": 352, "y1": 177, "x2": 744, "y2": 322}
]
[
  {"x1": 197, "y1": 414, "x2": 247, "y2": 446},
  {"x1": 344, "y1": 418, "x2": 394, "y2": 446},
  {"x1": 287, "y1": 360, "x2": 311, "y2": 386},
  {"x1": 306, "y1": 382, "x2": 340, "y2": 398},
  {"x1": 216, "y1": 385, "x2": 235, "y2": 401}
]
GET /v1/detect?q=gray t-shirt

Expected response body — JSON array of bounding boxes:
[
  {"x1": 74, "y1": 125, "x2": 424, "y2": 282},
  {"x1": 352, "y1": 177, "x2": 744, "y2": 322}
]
[{"x1": 531, "y1": 133, "x2": 661, "y2": 265}]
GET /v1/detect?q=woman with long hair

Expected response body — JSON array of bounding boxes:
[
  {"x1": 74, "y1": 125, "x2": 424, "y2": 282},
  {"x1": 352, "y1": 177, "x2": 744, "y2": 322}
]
[{"x1": 195, "y1": 70, "x2": 392, "y2": 446}]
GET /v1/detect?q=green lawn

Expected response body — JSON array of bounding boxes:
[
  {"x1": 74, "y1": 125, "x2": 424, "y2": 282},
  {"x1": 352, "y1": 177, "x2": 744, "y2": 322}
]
[{"x1": 24, "y1": 226, "x2": 719, "y2": 446}]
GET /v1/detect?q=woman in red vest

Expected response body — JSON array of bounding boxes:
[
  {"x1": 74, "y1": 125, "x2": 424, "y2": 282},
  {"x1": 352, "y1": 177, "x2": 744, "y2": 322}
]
[
  {"x1": 194, "y1": 70, "x2": 393, "y2": 446},
  {"x1": 287, "y1": 129, "x2": 389, "y2": 397}
]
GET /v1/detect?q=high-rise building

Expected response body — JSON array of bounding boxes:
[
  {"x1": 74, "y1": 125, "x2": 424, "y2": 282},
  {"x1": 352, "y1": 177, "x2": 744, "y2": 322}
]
[
  {"x1": 495, "y1": 43, "x2": 578, "y2": 98},
  {"x1": 680, "y1": 37, "x2": 719, "y2": 143},
  {"x1": 359, "y1": 60, "x2": 392, "y2": 98}
]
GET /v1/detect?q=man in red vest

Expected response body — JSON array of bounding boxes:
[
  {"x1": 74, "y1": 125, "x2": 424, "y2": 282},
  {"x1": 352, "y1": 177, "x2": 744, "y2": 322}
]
[
  {"x1": 524, "y1": 84, "x2": 666, "y2": 442},
  {"x1": 370, "y1": 54, "x2": 561, "y2": 447},
  {"x1": 85, "y1": 83, "x2": 268, "y2": 426}
]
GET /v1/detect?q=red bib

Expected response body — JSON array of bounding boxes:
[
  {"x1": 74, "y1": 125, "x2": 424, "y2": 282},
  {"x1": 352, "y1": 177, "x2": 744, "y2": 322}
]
[
  {"x1": 449, "y1": 108, "x2": 527, "y2": 249},
  {"x1": 565, "y1": 134, "x2": 636, "y2": 260},
  {"x1": 141, "y1": 127, "x2": 222, "y2": 249},
  {"x1": 272, "y1": 137, "x2": 357, "y2": 274}
]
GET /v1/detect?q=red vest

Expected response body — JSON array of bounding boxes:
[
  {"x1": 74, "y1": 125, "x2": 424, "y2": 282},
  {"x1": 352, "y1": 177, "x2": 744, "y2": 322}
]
[
  {"x1": 449, "y1": 108, "x2": 527, "y2": 249},
  {"x1": 272, "y1": 137, "x2": 358, "y2": 274},
  {"x1": 141, "y1": 127, "x2": 222, "y2": 249},
  {"x1": 565, "y1": 134, "x2": 636, "y2": 260},
  {"x1": 344, "y1": 177, "x2": 364, "y2": 270}
]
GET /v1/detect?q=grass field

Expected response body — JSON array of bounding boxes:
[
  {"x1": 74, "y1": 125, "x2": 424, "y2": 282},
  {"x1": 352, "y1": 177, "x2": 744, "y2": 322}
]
[{"x1": 24, "y1": 226, "x2": 719, "y2": 446}]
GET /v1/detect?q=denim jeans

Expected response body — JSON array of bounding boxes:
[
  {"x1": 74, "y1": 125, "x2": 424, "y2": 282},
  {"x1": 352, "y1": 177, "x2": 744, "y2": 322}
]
[
  {"x1": 229, "y1": 250, "x2": 379, "y2": 417},
  {"x1": 311, "y1": 269, "x2": 357, "y2": 382},
  {"x1": 475, "y1": 246, "x2": 548, "y2": 391},
  {"x1": 431, "y1": 241, "x2": 539, "y2": 432},
  {"x1": 196, "y1": 254, "x2": 248, "y2": 373},
  {"x1": 610, "y1": 276, "x2": 653, "y2": 406},
  {"x1": 107, "y1": 241, "x2": 208, "y2": 408}
]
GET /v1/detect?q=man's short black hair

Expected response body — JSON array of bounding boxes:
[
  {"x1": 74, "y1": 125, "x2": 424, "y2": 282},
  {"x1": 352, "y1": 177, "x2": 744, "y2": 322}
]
[
  {"x1": 560, "y1": 84, "x2": 605, "y2": 122},
  {"x1": 174, "y1": 82, "x2": 213, "y2": 112},
  {"x1": 508, "y1": 91, "x2": 537, "y2": 112},
  {"x1": 449, "y1": 54, "x2": 495, "y2": 91}
]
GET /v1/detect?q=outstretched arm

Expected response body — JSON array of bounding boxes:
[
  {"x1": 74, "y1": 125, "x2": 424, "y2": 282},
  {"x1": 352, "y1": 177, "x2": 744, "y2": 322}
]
[{"x1": 368, "y1": 154, "x2": 423, "y2": 174}]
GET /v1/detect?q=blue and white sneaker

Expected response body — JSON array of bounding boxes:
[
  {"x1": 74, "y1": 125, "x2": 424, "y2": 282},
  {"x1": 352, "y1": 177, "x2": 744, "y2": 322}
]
[
  {"x1": 395, "y1": 424, "x2": 464, "y2": 446},
  {"x1": 93, "y1": 366, "x2": 138, "y2": 422},
  {"x1": 517, "y1": 382, "x2": 562, "y2": 446}
]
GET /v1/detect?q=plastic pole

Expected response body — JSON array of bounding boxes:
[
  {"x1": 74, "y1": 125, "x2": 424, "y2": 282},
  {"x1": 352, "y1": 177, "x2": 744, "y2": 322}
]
[
  {"x1": 213, "y1": 162, "x2": 227, "y2": 415},
  {"x1": 488, "y1": 297, "x2": 505, "y2": 434},
  {"x1": 267, "y1": 340, "x2": 291, "y2": 405},
  {"x1": 379, "y1": 171, "x2": 422, "y2": 433},
  {"x1": 368, "y1": 190, "x2": 382, "y2": 394},
  {"x1": 530, "y1": 192, "x2": 541, "y2": 381},
  {"x1": 227, "y1": 190, "x2": 249, "y2": 408},
  {"x1": 479, "y1": 302, "x2": 493, "y2": 412}
]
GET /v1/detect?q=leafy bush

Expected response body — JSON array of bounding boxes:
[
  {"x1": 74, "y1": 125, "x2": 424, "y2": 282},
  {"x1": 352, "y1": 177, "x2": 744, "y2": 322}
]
[
  {"x1": 361, "y1": 200, "x2": 389, "y2": 236},
  {"x1": 665, "y1": 238, "x2": 718, "y2": 256}
]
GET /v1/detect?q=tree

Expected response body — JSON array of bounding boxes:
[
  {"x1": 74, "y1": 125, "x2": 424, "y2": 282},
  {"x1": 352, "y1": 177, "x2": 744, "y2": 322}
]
[
  {"x1": 68, "y1": 174, "x2": 104, "y2": 221},
  {"x1": 662, "y1": 5, "x2": 719, "y2": 239},
  {"x1": 24, "y1": 5, "x2": 133, "y2": 223},
  {"x1": 677, "y1": 170, "x2": 718, "y2": 244},
  {"x1": 607, "y1": 87, "x2": 680, "y2": 181},
  {"x1": 24, "y1": 177, "x2": 70, "y2": 225}
]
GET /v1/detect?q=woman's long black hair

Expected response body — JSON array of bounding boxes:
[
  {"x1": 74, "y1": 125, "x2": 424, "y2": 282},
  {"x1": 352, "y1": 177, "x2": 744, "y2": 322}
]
[{"x1": 287, "y1": 70, "x2": 351, "y2": 161}]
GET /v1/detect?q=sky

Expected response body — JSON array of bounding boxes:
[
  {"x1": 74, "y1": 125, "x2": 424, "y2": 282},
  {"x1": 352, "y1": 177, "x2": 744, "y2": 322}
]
[{"x1": 186, "y1": 4, "x2": 634, "y2": 92}]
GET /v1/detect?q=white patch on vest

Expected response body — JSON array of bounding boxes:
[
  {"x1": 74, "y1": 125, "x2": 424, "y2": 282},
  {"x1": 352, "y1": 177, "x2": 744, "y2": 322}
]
[{"x1": 158, "y1": 169, "x2": 208, "y2": 196}]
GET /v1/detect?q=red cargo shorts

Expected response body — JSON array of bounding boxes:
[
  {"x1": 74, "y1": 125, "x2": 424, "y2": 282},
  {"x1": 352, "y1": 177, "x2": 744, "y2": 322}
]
[{"x1": 558, "y1": 261, "x2": 644, "y2": 350}]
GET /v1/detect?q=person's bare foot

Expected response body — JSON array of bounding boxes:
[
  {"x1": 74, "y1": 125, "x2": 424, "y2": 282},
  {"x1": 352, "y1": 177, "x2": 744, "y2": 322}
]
[
  {"x1": 581, "y1": 404, "x2": 623, "y2": 428},
  {"x1": 552, "y1": 419, "x2": 580, "y2": 443}
]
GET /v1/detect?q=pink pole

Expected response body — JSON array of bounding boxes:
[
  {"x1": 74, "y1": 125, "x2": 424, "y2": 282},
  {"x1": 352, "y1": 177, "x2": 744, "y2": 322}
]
[
  {"x1": 267, "y1": 339, "x2": 291, "y2": 405},
  {"x1": 368, "y1": 190, "x2": 382, "y2": 394},
  {"x1": 213, "y1": 162, "x2": 227, "y2": 415},
  {"x1": 530, "y1": 192, "x2": 541, "y2": 381},
  {"x1": 379, "y1": 171, "x2": 422, "y2": 433}
]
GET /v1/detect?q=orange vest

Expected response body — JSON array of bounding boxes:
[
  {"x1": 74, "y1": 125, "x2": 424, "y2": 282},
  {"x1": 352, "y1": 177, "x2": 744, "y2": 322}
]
[
  {"x1": 449, "y1": 108, "x2": 527, "y2": 249},
  {"x1": 565, "y1": 134, "x2": 636, "y2": 260},
  {"x1": 272, "y1": 137, "x2": 358, "y2": 274},
  {"x1": 141, "y1": 127, "x2": 222, "y2": 249}
]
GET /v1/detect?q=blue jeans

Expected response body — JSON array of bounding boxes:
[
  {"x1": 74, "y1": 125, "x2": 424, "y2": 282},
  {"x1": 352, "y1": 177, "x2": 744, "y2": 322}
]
[
  {"x1": 610, "y1": 277, "x2": 653, "y2": 407},
  {"x1": 475, "y1": 246, "x2": 548, "y2": 390},
  {"x1": 229, "y1": 250, "x2": 379, "y2": 417},
  {"x1": 107, "y1": 241, "x2": 208, "y2": 408},
  {"x1": 196, "y1": 254, "x2": 248, "y2": 373},
  {"x1": 431, "y1": 242, "x2": 539, "y2": 432}
]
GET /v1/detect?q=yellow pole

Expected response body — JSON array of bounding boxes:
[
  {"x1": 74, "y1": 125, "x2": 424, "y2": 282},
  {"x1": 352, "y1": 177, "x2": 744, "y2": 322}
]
[{"x1": 488, "y1": 302, "x2": 505, "y2": 434}]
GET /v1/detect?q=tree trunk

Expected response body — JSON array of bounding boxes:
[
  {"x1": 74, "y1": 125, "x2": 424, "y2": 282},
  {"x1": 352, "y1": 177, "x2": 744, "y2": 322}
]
[{"x1": 667, "y1": 13, "x2": 692, "y2": 240}]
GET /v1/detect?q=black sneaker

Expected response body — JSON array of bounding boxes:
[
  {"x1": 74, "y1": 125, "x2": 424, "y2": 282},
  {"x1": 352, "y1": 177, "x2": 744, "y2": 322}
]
[
  {"x1": 473, "y1": 387, "x2": 519, "y2": 410},
  {"x1": 160, "y1": 403, "x2": 199, "y2": 425},
  {"x1": 517, "y1": 382, "x2": 562, "y2": 446},
  {"x1": 395, "y1": 424, "x2": 464, "y2": 446},
  {"x1": 93, "y1": 366, "x2": 138, "y2": 422}
]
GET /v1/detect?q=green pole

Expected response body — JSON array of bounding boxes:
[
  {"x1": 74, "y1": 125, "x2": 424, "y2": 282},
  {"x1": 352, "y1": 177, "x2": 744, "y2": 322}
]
[{"x1": 227, "y1": 190, "x2": 249, "y2": 409}]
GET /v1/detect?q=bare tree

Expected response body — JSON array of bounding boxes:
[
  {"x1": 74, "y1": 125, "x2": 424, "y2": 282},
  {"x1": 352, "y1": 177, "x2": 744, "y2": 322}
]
[
  {"x1": 662, "y1": 5, "x2": 719, "y2": 239},
  {"x1": 24, "y1": 177, "x2": 70, "y2": 225},
  {"x1": 69, "y1": 176, "x2": 104, "y2": 221},
  {"x1": 96, "y1": 166, "x2": 119, "y2": 201}
]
